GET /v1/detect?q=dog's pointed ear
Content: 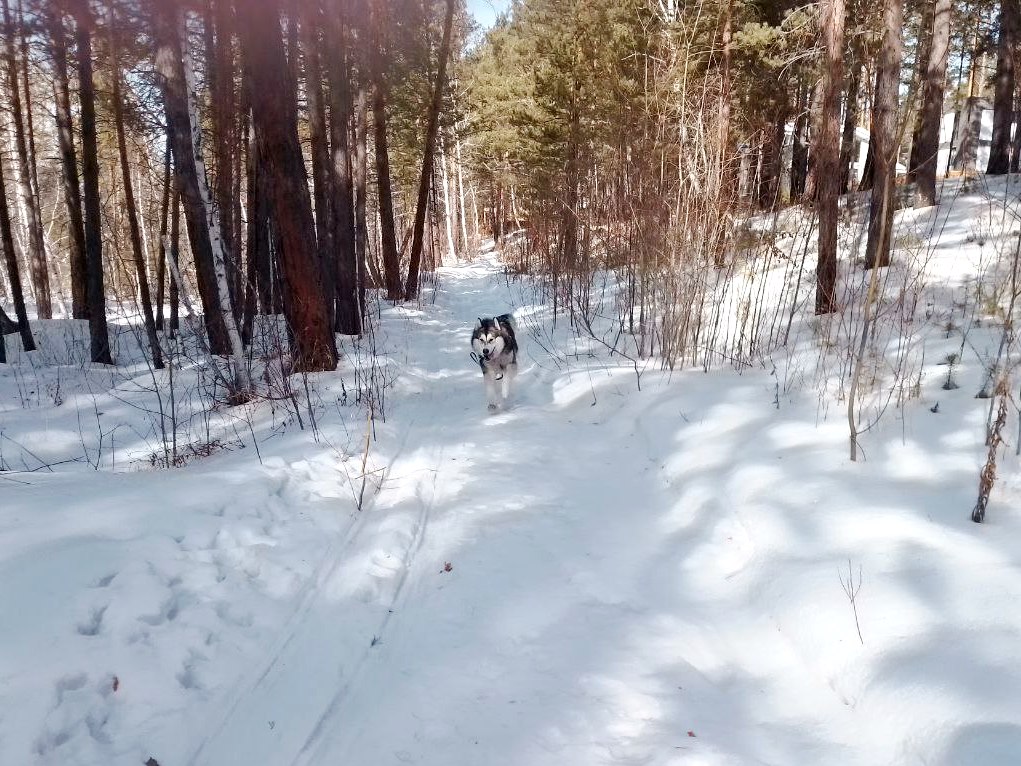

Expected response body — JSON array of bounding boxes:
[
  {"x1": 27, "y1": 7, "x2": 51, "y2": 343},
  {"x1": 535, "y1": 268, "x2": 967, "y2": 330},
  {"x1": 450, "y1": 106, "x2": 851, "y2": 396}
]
[
  {"x1": 476, "y1": 317, "x2": 483, "y2": 329},
  {"x1": 493, "y1": 316, "x2": 502, "y2": 331}
]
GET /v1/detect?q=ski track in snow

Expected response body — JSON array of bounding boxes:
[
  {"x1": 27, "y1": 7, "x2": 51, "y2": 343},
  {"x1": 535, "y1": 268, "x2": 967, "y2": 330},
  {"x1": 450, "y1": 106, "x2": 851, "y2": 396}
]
[{"x1": 190, "y1": 266, "x2": 486, "y2": 766}]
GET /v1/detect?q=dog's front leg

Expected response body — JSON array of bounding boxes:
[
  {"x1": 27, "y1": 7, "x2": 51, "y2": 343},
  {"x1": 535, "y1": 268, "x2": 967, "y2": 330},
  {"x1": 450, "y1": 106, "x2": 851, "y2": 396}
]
[
  {"x1": 483, "y1": 366, "x2": 500, "y2": 411},
  {"x1": 500, "y1": 363, "x2": 517, "y2": 406}
]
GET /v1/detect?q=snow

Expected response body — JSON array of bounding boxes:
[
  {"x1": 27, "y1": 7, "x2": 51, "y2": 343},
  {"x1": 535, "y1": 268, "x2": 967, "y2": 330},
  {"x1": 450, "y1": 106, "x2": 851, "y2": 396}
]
[{"x1": 3, "y1": 179, "x2": 1021, "y2": 765}]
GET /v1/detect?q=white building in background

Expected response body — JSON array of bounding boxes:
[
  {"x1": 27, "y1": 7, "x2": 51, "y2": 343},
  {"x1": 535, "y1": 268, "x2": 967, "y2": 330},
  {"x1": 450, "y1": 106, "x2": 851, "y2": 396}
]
[{"x1": 848, "y1": 105, "x2": 995, "y2": 184}]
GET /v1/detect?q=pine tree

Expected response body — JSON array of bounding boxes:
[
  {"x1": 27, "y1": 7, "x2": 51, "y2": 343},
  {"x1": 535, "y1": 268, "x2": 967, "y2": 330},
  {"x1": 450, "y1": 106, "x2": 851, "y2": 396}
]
[
  {"x1": 405, "y1": 0, "x2": 455, "y2": 300},
  {"x1": 70, "y1": 0, "x2": 112, "y2": 363},
  {"x1": 912, "y1": 0, "x2": 952, "y2": 206},
  {"x1": 864, "y1": 0, "x2": 903, "y2": 270},
  {"x1": 987, "y1": 0, "x2": 1018, "y2": 174},
  {"x1": 239, "y1": 0, "x2": 338, "y2": 371},
  {"x1": 152, "y1": 0, "x2": 232, "y2": 356},
  {"x1": 325, "y1": 0, "x2": 359, "y2": 331},
  {"x1": 45, "y1": 1, "x2": 88, "y2": 319},
  {"x1": 816, "y1": 0, "x2": 845, "y2": 314}
]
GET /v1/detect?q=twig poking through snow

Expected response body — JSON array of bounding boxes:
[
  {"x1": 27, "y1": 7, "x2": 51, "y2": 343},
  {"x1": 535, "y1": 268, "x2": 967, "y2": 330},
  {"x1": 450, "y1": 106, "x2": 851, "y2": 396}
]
[{"x1": 839, "y1": 559, "x2": 864, "y2": 645}]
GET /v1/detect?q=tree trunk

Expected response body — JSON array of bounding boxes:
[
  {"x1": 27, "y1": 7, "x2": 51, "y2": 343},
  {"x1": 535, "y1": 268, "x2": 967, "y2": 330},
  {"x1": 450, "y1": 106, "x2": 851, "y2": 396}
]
[
  {"x1": 0, "y1": 303, "x2": 9, "y2": 360},
  {"x1": 169, "y1": 184, "x2": 181, "y2": 334},
  {"x1": 302, "y1": 3, "x2": 335, "y2": 328},
  {"x1": 838, "y1": 61, "x2": 861, "y2": 193},
  {"x1": 858, "y1": 124, "x2": 879, "y2": 191},
  {"x1": 353, "y1": 77, "x2": 369, "y2": 316},
  {"x1": 757, "y1": 118, "x2": 784, "y2": 209},
  {"x1": 156, "y1": 136, "x2": 172, "y2": 330},
  {"x1": 326, "y1": 1, "x2": 359, "y2": 332},
  {"x1": 790, "y1": 82, "x2": 810, "y2": 200},
  {"x1": 454, "y1": 128, "x2": 470, "y2": 253},
  {"x1": 152, "y1": 0, "x2": 231, "y2": 355},
  {"x1": 563, "y1": 67, "x2": 581, "y2": 270},
  {"x1": 470, "y1": 177, "x2": 480, "y2": 243},
  {"x1": 0, "y1": 138, "x2": 34, "y2": 351},
  {"x1": 111, "y1": 21, "x2": 164, "y2": 369},
  {"x1": 231, "y1": 108, "x2": 245, "y2": 309},
  {"x1": 405, "y1": 0, "x2": 456, "y2": 299},
  {"x1": 908, "y1": 0, "x2": 935, "y2": 183},
  {"x1": 952, "y1": 96, "x2": 981, "y2": 173},
  {"x1": 17, "y1": 0, "x2": 46, "y2": 305},
  {"x1": 184, "y1": 21, "x2": 251, "y2": 397},
  {"x1": 951, "y1": 32, "x2": 982, "y2": 174},
  {"x1": 439, "y1": 135, "x2": 457, "y2": 265},
  {"x1": 2, "y1": 0, "x2": 50, "y2": 318},
  {"x1": 46, "y1": 3, "x2": 88, "y2": 319},
  {"x1": 245, "y1": 112, "x2": 273, "y2": 319},
  {"x1": 372, "y1": 1, "x2": 402, "y2": 301},
  {"x1": 816, "y1": 0, "x2": 844, "y2": 314},
  {"x1": 1012, "y1": 89, "x2": 1021, "y2": 173},
  {"x1": 987, "y1": 0, "x2": 1018, "y2": 174},
  {"x1": 803, "y1": 79, "x2": 824, "y2": 202},
  {"x1": 242, "y1": 111, "x2": 259, "y2": 346},
  {"x1": 864, "y1": 0, "x2": 903, "y2": 270},
  {"x1": 719, "y1": 0, "x2": 734, "y2": 203},
  {"x1": 70, "y1": 0, "x2": 112, "y2": 363},
  {"x1": 239, "y1": 0, "x2": 338, "y2": 372},
  {"x1": 209, "y1": 0, "x2": 240, "y2": 320}
]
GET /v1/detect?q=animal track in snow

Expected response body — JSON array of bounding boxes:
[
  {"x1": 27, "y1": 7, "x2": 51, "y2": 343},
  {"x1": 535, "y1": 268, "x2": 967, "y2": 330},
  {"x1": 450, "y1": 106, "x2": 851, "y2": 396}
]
[
  {"x1": 76, "y1": 605, "x2": 107, "y2": 636},
  {"x1": 35, "y1": 674, "x2": 91, "y2": 755},
  {"x1": 34, "y1": 726, "x2": 72, "y2": 755},
  {"x1": 85, "y1": 708, "x2": 111, "y2": 743},
  {"x1": 54, "y1": 673, "x2": 88, "y2": 705},
  {"x1": 176, "y1": 650, "x2": 207, "y2": 690},
  {"x1": 138, "y1": 593, "x2": 180, "y2": 626},
  {"x1": 215, "y1": 600, "x2": 254, "y2": 628},
  {"x1": 90, "y1": 572, "x2": 117, "y2": 588}
]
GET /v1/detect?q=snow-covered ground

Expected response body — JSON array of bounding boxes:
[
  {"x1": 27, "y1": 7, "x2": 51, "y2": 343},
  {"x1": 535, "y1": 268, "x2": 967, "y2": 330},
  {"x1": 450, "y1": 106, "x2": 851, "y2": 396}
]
[{"x1": 3, "y1": 181, "x2": 1021, "y2": 765}]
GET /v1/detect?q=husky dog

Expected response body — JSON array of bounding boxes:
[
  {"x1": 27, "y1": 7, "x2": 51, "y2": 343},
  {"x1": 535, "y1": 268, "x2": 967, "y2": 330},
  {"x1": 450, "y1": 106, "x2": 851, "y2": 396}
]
[{"x1": 471, "y1": 314, "x2": 518, "y2": 412}]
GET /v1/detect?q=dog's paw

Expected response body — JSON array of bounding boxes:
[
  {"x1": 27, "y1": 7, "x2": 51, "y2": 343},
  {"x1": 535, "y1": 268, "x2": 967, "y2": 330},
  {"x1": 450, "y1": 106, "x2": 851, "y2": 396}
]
[{"x1": 487, "y1": 403, "x2": 499, "y2": 413}]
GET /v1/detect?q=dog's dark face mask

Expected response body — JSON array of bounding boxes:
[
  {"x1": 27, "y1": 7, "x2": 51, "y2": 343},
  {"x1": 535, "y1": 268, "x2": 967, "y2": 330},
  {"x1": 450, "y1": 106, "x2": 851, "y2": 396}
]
[{"x1": 472, "y1": 318, "x2": 507, "y2": 361}]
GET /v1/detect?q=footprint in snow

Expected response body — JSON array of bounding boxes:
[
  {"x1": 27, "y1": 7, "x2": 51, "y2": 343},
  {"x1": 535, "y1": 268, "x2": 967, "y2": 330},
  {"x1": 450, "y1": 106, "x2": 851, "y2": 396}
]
[
  {"x1": 76, "y1": 605, "x2": 107, "y2": 636},
  {"x1": 90, "y1": 572, "x2": 117, "y2": 588}
]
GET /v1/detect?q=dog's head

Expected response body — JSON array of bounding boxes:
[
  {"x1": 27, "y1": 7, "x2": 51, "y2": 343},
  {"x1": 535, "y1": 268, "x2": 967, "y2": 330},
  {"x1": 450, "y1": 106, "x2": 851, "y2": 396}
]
[{"x1": 471, "y1": 316, "x2": 507, "y2": 361}]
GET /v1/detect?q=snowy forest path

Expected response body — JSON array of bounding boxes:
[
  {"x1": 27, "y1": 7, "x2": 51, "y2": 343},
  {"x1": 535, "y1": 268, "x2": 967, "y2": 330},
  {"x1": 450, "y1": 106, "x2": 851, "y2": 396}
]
[
  {"x1": 271, "y1": 258, "x2": 758, "y2": 765},
  {"x1": 189, "y1": 259, "x2": 524, "y2": 765},
  {"x1": 191, "y1": 257, "x2": 844, "y2": 766}
]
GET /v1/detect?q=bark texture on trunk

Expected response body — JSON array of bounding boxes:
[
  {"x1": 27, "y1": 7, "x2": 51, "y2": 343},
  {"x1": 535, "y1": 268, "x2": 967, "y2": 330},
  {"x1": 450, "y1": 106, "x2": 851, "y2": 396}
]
[
  {"x1": 46, "y1": 3, "x2": 88, "y2": 319},
  {"x1": 111, "y1": 22, "x2": 163, "y2": 369},
  {"x1": 153, "y1": 0, "x2": 230, "y2": 355},
  {"x1": 864, "y1": 0, "x2": 903, "y2": 270},
  {"x1": 240, "y1": 0, "x2": 338, "y2": 371},
  {"x1": 372, "y1": 0, "x2": 402, "y2": 301},
  {"x1": 71, "y1": 0, "x2": 112, "y2": 363},
  {"x1": 816, "y1": 0, "x2": 844, "y2": 315},
  {"x1": 987, "y1": 0, "x2": 1018, "y2": 175},
  {"x1": 326, "y1": 1, "x2": 359, "y2": 332},
  {"x1": 405, "y1": 0, "x2": 456, "y2": 299}
]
